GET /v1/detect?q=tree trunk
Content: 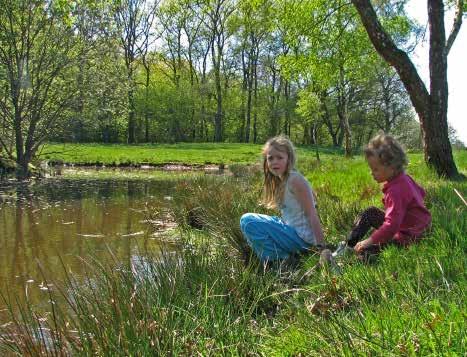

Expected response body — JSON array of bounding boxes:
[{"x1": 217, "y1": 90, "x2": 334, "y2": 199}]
[
  {"x1": 320, "y1": 95, "x2": 339, "y2": 147},
  {"x1": 144, "y1": 66, "x2": 150, "y2": 143},
  {"x1": 128, "y1": 86, "x2": 136, "y2": 144},
  {"x1": 283, "y1": 80, "x2": 290, "y2": 136},
  {"x1": 14, "y1": 105, "x2": 29, "y2": 179},
  {"x1": 213, "y1": 42, "x2": 223, "y2": 142},
  {"x1": 200, "y1": 42, "x2": 210, "y2": 142},
  {"x1": 351, "y1": 0, "x2": 459, "y2": 177},
  {"x1": 253, "y1": 48, "x2": 258, "y2": 144},
  {"x1": 188, "y1": 51, "x2": 196, "y2": 141},
  {"x1": 239, "y1": 48, "x2": 247, "y2": 141},
  {"x1": 75, "y1": 54, "x2": 85, "y2": 142},
  {"x1": 338, "y1": 66, "x2": 352, "y2": 157},
  {"x1": 245, "y1": 56, "x2": 252, "y2": 142},
  {"x1": 425, "y1": 0, "x2": 456, "y2": 176},
  {"x1": 269, "y1": 67, "x2": 279, "y2": 137},
  {"x1": 16, "y1": 157, "x2": 29, "y2": 180},
  {"x1": 337, "y1": 122, "x2": 344, "y2": 147},
  {"x1": 313, "y1": 122, "x2": 320, "y2": 161}
]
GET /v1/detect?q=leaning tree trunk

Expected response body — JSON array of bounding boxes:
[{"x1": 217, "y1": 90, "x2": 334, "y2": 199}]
[{"x1": 351, "y1": 0, "x2": 459, "y2": 178}]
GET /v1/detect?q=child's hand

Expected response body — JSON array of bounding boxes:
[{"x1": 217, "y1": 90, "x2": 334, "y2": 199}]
[{"x1": 354, "y1": 238, "x2": 374, "y2": 253}]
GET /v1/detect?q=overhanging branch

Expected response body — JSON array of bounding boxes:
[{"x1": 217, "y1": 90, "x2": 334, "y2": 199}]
[
  {"x1": 351, "y1": 0, "x2": 430, "y2": 118},
  {"x1": 446, "y1": 0, "x2": 464, "y2": 54}
]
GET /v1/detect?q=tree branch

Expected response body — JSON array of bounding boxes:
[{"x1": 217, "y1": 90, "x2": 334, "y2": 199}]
[
  {"x1": 351, "y1": 0, "x2": 430, "y2": 119},
  {"x1": 446, "y1": 0, "x2": 464, "y2": 54}
]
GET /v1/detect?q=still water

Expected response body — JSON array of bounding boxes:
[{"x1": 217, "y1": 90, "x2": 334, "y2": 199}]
[{"x1": 0, "y1": 177, "x2": 179, "y2": 320}]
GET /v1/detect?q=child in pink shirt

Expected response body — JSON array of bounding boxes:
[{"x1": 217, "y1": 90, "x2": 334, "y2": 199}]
[{"x1": 346, "y1": 134, "x2": 431, "y2": 261}]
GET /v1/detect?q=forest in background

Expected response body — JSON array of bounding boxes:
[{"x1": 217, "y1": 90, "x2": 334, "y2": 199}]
[{"x1": 1, "y1": 0, "x2": 465, "y2": 178}]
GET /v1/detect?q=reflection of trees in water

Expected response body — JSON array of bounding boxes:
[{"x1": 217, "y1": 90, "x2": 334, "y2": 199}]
[
  {"x1": 18, "y1": 179, "x2": 176, "y2": 201},
  {"x1": 12, "y1": 202, "x2": 26, "y2": 283},
  {"x1": 10, "y1": 184, "x2": 43, "y2": 280},
  {"x1": 124, "y1": 181, "x2": 137, "y2": 267},
  {"x1": 76, "y1": 196, "x2": 84, "y2": 257},
  {"x1": 0, "y1": 179, "x2": 172, "y2": 313},
  {"x1": 0, "y1": 204, "x2": 7, "y2": 240},
  {"x1": 8, "y1": 186, "x2": 50, "y2": 309}
]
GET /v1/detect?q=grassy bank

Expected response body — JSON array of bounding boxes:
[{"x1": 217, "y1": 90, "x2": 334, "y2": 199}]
[
  {"x1": 1, "y1": 148, "x2": 465, "y2": 355},
  {"x1": 41, "y1": 142, "x2": 264, "y2": 166},
  {"x1": 41, "y1": 142, "x2": 346, "y2": 167}
]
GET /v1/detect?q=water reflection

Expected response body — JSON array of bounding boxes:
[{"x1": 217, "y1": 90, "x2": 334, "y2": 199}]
[{"x1": 0, "y1": 179, "x2": 176, "y2": 319}]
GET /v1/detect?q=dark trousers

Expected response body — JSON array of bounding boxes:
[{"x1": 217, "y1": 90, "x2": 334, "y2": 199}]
[{"x1": 347, "y1": 206, "x2": 387, "y2": 262}]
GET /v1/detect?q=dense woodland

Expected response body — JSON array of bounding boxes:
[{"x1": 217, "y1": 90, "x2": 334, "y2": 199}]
[{"x1": 0, "y1": 0, "x2": 465, "y2": 178}]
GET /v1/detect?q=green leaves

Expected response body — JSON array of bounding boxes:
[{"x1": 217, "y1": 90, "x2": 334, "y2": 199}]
[{"x1": 296, "y1": 87, "x2": 322, "y2": 124}]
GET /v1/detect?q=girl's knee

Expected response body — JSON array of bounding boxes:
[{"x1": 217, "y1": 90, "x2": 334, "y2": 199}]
[
  {"x1": 360, "y1": 206, "x2": 379, "y2": 216},
  {"x1": 240, "y1": 213, "x2": 277, "y2": 230},
  {"x1": 356, "y1": 206, "x2": 384, "y2": 222},
  {"x1": 366, "y1": 206, "x2": 381, "y2": 213},
  {"x1": 240, "y1": 213, "x2": 257, "y2": 232}
]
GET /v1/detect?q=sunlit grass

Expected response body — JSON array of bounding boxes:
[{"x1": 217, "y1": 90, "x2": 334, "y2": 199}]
[
  {"x1": 41, "y1": 142, "x2": 264, "y2": 166},
  {"x1": 41, "y1": 142, "x2": 348, "y2": 167},
  {"x1": 1, "y1": 147, "x2": 465, "y2": 355}
]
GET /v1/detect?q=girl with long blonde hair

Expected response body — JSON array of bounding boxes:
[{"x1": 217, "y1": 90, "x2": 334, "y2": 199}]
[{"x1": 240, "y1": 136, "x2": 326, "y2": 262}]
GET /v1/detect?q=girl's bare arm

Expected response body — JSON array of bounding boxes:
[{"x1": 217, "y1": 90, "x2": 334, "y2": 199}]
[{"x1": 290, "y1": 175, "x2": 325, "y2": 246}]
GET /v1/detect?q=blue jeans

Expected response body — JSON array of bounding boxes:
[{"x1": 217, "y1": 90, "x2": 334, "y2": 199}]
[{"x1": 240, "y1": 213, "x2": 311, "y2": 262}]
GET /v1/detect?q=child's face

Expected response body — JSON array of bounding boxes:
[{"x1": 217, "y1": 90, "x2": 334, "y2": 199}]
[
  {"x1": 266, "y1": 146, "x2": 289, "y2": 177},
  {"x1": 367, "y1": 155, "x2": 396, "y2": 183}
]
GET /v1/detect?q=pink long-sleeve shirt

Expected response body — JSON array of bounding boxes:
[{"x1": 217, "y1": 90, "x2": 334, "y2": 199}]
[{"x1": 370, "y1": 172, "x2": 432, "y2": 246}]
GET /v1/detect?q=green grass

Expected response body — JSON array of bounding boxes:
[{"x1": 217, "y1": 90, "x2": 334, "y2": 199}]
[
  {"x1": 41, "y1": 142, "x2": 347, "y2": 167},
  {"x1": 41, "y1": 142, "x2": 265, "y2": 166},
  {"x1": 1, "y1": 147, "x2": 466, "y2": 355}
]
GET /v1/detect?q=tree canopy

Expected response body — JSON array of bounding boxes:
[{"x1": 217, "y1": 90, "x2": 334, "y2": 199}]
[{"x1": 0, "y1": 0, "x2": 464, "y2": 178}]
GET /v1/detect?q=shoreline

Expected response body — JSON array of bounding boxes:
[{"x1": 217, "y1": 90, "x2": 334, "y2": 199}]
[{"x1": 50, "y1": 161, "x2": 227, "y2": 171}]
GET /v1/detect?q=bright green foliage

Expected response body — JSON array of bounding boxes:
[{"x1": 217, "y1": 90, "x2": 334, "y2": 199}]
[
  {"x1": 2, "y1": 0, "x2": 464, "y2": 177},
  {"x1": 0, "y1": 0, "x2": 93, "y2": 177},
  {"x1": 296, "y1": 88, "x2": 322, "y2": 125}
]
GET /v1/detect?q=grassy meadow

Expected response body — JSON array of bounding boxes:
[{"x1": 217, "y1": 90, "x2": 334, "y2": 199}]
[
  {"x1": 1, "y1": 144, "x2": 465, "y2": 355},
  {"x1": 41, "y1": 142, "x2": 346, "y2": 167},
  {"x1": 41, "y1": 142, "x2": 265, "y2": 166}
]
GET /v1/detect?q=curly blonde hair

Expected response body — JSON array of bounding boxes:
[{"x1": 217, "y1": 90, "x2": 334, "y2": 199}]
[
  {"x1": 364, "y1": 133, "x2": 408, "y2": 174},
  {"x1": 262, "y1": 136, "x2": 296, "y2": 209}
]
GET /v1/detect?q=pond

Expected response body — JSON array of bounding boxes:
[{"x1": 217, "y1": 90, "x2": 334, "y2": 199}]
[{"x1": 0, "y1": 175, "x2": 186, "y2": 321}]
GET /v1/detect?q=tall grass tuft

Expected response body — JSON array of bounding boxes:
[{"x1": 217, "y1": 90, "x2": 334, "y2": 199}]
[
  {"x1": 1, "y1": 245, "x2": 287, "y2": 355},
  {"x1": 168, "y1": 174, "x2": 268, "y2": 263}
]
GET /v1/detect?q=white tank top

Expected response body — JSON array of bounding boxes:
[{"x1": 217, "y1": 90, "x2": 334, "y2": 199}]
[{"x1": 279, "y1": 171, "x2": 316, "y2": 244}]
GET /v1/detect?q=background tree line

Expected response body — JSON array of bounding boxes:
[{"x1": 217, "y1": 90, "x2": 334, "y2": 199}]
[{"x1": 0, "y1": 0, "x2": 464, "y2": 178}]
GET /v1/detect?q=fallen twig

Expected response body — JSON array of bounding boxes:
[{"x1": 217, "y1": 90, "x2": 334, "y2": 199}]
[{"x1": 454, "y1": 188, "x2": 467, "y2": 207}]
